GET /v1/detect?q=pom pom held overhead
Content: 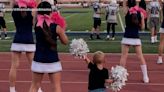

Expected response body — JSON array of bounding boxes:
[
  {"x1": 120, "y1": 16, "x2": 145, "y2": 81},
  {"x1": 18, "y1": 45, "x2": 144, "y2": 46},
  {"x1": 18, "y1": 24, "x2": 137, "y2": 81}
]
[{"x1": 69, "y1": 38, "x2": 89, "y2": 58}]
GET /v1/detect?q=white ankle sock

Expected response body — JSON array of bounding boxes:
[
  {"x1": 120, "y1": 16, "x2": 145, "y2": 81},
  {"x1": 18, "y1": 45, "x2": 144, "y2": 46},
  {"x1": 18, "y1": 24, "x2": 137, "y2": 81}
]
[
  {"x1": 155, "y1": 35, "x2": 158, "y2": 41},
  {"x1": 10, "y1": 87, "x2": 16, "y2": 92},
  {"x1": 151, "y1": 37, "x2": 155, "y2": 43},
  {"x1": 158, "y1": 56, "x2": 162, "y2": 60},
  {"x1": 140, "y1": 65, "x2": 149, "y2": 78}
]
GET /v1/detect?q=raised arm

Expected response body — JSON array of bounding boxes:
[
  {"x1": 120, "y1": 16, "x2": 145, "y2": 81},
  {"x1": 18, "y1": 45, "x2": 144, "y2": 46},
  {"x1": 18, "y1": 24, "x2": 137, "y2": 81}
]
[
  {"x1": 56, "y1": 26, "x2": 69, "y2": 45},
  {"x1": 83, "y1": 55, "x2": 91, "y2": 64}
]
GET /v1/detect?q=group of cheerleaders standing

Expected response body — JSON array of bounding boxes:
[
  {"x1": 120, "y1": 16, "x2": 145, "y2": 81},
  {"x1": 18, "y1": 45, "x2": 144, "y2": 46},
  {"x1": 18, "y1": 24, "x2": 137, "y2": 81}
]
[{"x1": 5, "y1": 0, "x2": 164, "y2": 92}]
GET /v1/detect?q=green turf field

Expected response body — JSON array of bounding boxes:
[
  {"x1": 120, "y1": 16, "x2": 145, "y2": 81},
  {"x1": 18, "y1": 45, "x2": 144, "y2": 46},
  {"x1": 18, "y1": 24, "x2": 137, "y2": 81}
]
[
  {"x1": 0, "y1": 34, "x2": 159, "y2": 53},
  {"x1": 4, "y1": 7, "x2": 125, "y2": 32}
]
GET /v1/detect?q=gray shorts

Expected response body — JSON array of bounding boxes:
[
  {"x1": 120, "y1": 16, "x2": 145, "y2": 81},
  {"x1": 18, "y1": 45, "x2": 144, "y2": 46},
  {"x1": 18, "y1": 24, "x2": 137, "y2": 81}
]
[
  {"x1": 89, "y1": 88, "x2": 106, "y2": 92},
  {"x1": 149, "y1": 17, "x2": 160, "y2": 29}
]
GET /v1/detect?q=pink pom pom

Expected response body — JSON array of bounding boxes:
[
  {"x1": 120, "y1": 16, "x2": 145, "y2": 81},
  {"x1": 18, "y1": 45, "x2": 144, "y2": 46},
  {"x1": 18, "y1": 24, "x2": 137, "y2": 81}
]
[
  {"x1": 51, "y1": 12, "x2": 67, "y2": 30},
  {"x1": 129, "y1": 6, "x2": 147, "y2": 19},
  {"x1": 27, "y1": 0, "x2": 37, "y2": 8}
]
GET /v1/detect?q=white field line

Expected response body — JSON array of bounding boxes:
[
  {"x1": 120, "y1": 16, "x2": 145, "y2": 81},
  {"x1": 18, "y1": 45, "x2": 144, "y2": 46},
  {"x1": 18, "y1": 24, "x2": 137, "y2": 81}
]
[
  {"x1": 65, "y1": 14, "x2": 78, "y2": 19},
  {"x1": 118, "y1": 12, "x2": 125, "y2": 32},
  {"x1": 0, "y1": 80, "x2": 164, "y2": 86},
  {"x1": 0, "y1": 69, "x2": 163, "y2": 73}
]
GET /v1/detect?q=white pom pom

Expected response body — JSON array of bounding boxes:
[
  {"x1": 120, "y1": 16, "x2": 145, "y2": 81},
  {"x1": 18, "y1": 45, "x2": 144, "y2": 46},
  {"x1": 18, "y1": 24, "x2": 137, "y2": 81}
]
[
  {"x1": 69, "y1": 38, "x2": 90, "y2": 58},
  {"x1": 110, "y1": 65, "x2": 129, "y2": 92}
]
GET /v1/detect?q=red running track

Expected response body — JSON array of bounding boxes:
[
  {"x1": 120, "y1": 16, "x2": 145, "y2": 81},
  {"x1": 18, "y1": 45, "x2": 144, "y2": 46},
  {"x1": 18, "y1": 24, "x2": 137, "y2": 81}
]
[{"x1": 0, "y1": 53, "x2": 164, "y2": 92}]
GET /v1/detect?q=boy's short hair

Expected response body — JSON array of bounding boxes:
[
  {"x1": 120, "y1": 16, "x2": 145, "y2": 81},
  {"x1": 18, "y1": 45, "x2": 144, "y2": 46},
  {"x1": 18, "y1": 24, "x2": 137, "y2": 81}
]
[{"x1": 93, "y1": 51, "x2": 105, "y2": 64}]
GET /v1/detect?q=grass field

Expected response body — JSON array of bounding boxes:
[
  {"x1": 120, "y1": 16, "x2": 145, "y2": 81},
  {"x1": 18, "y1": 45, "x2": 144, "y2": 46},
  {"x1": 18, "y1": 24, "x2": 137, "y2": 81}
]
[
  {"x1": 1, "y1": 7, "x2": 159, "y2": 53},
  {"x1": 4, "y1": 7, "x2": 125, "y2": 32},
  {"x1": 0, "y1": 34, "x2": 159, "y2": 53}
]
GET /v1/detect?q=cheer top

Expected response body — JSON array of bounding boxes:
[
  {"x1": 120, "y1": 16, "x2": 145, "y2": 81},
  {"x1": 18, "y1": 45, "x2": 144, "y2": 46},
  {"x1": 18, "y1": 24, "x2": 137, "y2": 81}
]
[
  {"x1": 12, "y1": 5, "x2": 34, "y2": 44},
  {"x1": 124, "y1": 11, "x2": 141, "y2": 38},
  {"x1": 161, "y1": 3, "x2": 164, "y2": 28},
  {"x1": 34, "y1": 23, "x2": 59, "y2": 63}
]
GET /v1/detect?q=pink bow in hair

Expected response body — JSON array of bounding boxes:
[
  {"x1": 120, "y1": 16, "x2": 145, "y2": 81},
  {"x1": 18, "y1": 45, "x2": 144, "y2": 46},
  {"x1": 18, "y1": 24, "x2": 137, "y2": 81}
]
[
  {"x1": 51, "y1": 12, "x2": 66, "y2": 30},
  {"x1": 16, "y1": 0, "x2": 36, "y2": 8},
  {"x1": 129, "y1": 6, "x2": 147, "y2": 19},
  {"x1": 36, "y1": 14, "x2": 53, "y2": 28}
]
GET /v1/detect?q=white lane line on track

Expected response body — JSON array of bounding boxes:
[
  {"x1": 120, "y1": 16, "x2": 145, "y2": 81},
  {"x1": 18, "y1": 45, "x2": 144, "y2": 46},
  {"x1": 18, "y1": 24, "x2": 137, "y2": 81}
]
[
  {"x1": 0, "y1": 69, "x2": 163, "y2": 73},
  {"x1": 0, "y1": 80, "x2": 164, "y2": 85}
]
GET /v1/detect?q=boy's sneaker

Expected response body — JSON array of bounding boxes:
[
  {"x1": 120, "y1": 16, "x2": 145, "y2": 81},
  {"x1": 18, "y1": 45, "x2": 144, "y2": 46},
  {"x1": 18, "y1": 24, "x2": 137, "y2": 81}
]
[
  {"x1": 157, "y1": 58, "x2": 163, "y2": 64},
  {"x1": 96, "y1": 35, "x2": 101, "y2": 39},
  {"x1": 106, "y1": 35, "x2": 110, "y2": 40},
  {"x1": 111, "y1": 37, "x2": 115, "y2": 40},
  {"x1": 90, "y1": 34, "x2": 94, "y2": 40},
  {"x1": 5, "y1": 37, "x2": 10, "y2": 40}
]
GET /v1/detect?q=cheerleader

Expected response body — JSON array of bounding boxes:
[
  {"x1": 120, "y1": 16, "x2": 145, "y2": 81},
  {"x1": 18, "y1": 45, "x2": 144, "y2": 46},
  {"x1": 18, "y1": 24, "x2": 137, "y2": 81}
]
[
  {"x1": 29, "y1": 1, "x2": 68, "y2": 92},
  {"x1": 0, "y1": 3, "x2": 9, "y2": 39},
  {"x1": 8, "y1": 0, "x2": 39, "y2": 92},
  {"x1": 90, "y1": 1, "x2": 101, "y2": 40},
  {"x1": 148, "y1": 0, "x2": 161, "y2": 43},
  {"x1": 120, "y1": 0, "x2": 149, "y2": 83},
  {"x1": 157, "y1": 2, "x2": 164, "y2": 64},
  {"x1": 105, "y1": 0, "x2": 119, "y2": 40}
]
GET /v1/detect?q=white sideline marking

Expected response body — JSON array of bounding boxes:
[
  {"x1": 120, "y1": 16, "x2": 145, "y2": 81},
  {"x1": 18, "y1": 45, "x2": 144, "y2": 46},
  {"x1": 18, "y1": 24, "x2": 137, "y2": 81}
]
[
  {"x1": 0, "y1": 80, "x2": 164, "y2": 86},
  {"x1": 0, "y1": 69, "x2": 163, "y2": 73},
  {"x1": 65, "y1": 14, "x2": 78, "y2": 19},
  {"x1": 118, "y1": 13, "x2": 125, "y2": 32}
]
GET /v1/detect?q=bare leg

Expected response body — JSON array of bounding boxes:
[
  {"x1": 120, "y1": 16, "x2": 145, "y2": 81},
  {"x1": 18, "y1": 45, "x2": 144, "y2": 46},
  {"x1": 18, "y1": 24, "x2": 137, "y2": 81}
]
[
  {"x1": 9, "y1": 52, "x2": 21, "y2": 89},
  {"x1": 157, "y1": 33, "x2": 164, "y2": 64},
  {"x1": 25, "y1": 52, "x2": 34, "y2": 65},
  {"x1": 29, "y1": 73, "x2": 44, "y2": 92},
  {"x1": 135, "y1": 45, "x2": 149, "y2": 83},
  {"x1": 49, "y1": 72, "x2": 62, "y2": 92},
  {"x1": 151, "y1": 27, "x2": 155, "y2": 43},
  {"x1": 120, "y1": 45, "x2": 130, "y2": 67}
]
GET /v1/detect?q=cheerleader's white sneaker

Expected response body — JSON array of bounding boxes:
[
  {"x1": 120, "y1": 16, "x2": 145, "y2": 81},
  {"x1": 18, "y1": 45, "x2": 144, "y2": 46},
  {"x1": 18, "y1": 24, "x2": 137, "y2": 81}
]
[
  {"x1": 157, "y1": 58, "x2": 163, "y2": 64},
  {"x1": 143, "y1": 77, "x2": 149, "y2": 83},
  {"x1": 10, "y1": 87, "x2": 16, "y2": 92},
  {"x1": 38, "y1": 88, "x2": 43, "y2": 92}
]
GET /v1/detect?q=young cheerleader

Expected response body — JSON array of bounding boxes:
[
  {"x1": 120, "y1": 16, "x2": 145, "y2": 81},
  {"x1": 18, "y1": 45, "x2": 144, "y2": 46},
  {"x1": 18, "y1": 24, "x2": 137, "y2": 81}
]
[
  {"x1": 148, "y1": 0, "x2": 161, "y2": 43},
  {"x1": 120, "y1": 1, "x2": 149, "y2": 83},
  {"x1": 90, "y1": 1, "x2": 101, "y2": 40},
  {"x1": 106, "y1": 0, "x2": 119, "y2": 40},
  {"x1": 29, "y1": 1, "x2": 68, "y2": 92},
  {"x1": 157, "y1": 2, "x2": 164, "y2": 64},
  {"x1": 0, "y1": 3, "x2": 9, "y2": 39},
  {"x1": 8, "y1": 0, "x2": 40, "y2": 92},
  {"x1": 83, "y1": 51, "x2": 113, "y2": 92}
]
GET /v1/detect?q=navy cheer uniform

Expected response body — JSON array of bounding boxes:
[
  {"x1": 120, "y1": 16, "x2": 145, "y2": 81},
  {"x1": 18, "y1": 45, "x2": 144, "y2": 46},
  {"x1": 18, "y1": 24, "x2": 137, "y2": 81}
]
[
  {"x1": 11, "y1": 5, "x2": 35, "y2": 52},
  {"x1": 121, "y1": 11, "x2": 142, "y2": 46},
  {"x1": 31, "y1": 23, "x2": 62, "y2": 73},
  {"x1": 159, "y1": 3, "x2": 164, "y2": 33}
]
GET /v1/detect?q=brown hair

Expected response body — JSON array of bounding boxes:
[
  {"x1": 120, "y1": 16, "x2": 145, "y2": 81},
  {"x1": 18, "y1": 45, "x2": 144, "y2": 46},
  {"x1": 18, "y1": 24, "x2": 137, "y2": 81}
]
[{"x1": 93, "y1": 51, "x2": 105, "y2": 64}]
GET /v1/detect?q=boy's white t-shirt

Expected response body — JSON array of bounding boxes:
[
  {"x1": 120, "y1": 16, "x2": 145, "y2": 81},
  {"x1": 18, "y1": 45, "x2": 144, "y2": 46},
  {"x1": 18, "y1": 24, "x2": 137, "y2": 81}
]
[
  {"x1": 106, "y1": 3, "x2": 119, "y2": 23},
  {"x1": 148, "y1": 1, "x2": 161, "y2": 18},
  {"x1": 93, "y1": 2, "x2": 101, "y2": 18},
  {"x1": 0, "y1": 3, "x2": 5, "y2": 17}
]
